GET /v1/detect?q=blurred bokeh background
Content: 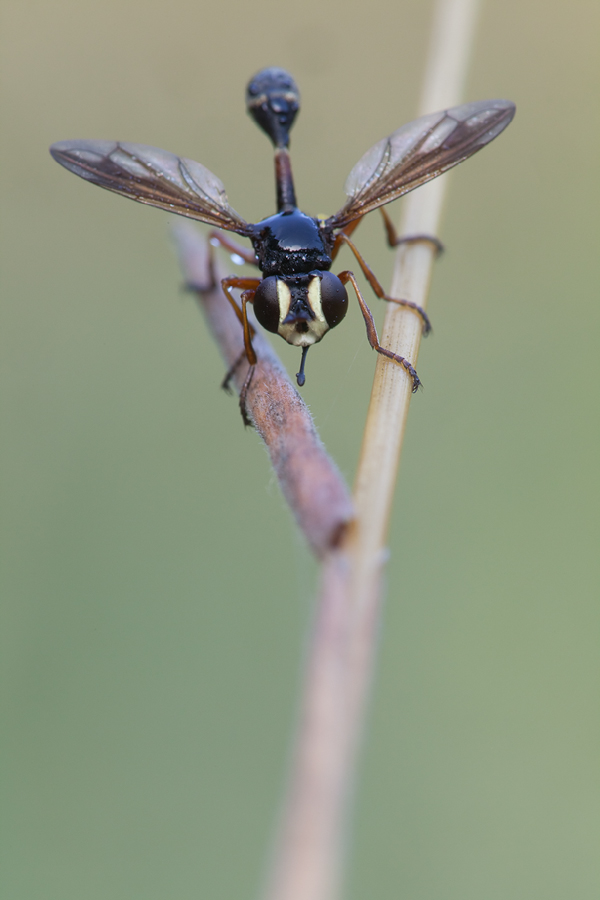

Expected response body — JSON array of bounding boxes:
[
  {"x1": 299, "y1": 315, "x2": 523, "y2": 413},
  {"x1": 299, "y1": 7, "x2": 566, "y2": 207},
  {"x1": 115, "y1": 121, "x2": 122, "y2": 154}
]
[{"x1": 2, "y1": 0, "x2": 599, "y2": 897}]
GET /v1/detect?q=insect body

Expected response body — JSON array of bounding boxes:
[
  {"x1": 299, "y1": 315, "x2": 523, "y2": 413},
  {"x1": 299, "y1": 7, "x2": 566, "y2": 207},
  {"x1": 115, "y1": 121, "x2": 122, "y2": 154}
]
[{"x1": 50, "y1": 68, "x2": 515, "y2": 404}]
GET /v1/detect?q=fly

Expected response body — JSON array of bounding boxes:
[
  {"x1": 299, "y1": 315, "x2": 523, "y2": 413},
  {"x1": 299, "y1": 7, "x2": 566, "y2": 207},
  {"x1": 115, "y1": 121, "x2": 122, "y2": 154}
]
[{"x1": 50, "y1": 67, "x2": 515, "y2": 414}]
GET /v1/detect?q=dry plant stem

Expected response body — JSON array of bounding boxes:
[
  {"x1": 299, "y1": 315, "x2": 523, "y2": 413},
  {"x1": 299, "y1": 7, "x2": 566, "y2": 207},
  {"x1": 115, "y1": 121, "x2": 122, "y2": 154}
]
[
  {"x1": 264, "y1": 1, "x2": 482, "y2": 899},
  {"x1": 171, "y1": 221, "x2": 353, "y2": 558},
  {"x1": 349, "y1": 0, "x2": 482, "y2": 635}
]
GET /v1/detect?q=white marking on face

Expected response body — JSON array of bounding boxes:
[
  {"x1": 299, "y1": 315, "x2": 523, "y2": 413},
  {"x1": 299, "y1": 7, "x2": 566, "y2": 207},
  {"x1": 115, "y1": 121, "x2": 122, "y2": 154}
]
[
  {"x1": 276, "y1": 279, "x2": 292, "y2": 323},
  {"x1": 276, "y1": 276, "x2": 331, "y2": 347},
  {"x1": 307, "y1": 276, "x2": 325, "y2": 324}
]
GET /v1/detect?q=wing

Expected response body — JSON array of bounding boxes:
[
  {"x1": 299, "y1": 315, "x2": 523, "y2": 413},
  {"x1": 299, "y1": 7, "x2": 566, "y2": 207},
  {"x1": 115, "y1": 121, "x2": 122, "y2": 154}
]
[
  {"x1": 326, "y1": 99, "x2": 515, "y2": 230},
  {"x1": 50, "y1": 140, "x2": 252, "y2": 235}
]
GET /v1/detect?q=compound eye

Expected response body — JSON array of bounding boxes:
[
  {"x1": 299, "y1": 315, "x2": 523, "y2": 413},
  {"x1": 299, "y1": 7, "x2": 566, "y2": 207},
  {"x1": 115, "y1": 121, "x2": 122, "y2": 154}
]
[
  {"x1": 319, "y1": 271, "x2": 348, "y2": 328},
  {"x1": 253, "y1": 276, "x2": 281, "y2": 333}
]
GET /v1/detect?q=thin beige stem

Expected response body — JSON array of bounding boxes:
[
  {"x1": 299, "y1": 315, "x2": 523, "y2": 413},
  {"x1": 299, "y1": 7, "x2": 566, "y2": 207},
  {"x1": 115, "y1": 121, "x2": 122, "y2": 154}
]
[
  {"x1": 264, "y1": 1, "x2": 482, "y2": 899},
  {"x1": 344, "y1": 0, "x2": 482, "y2": 750},
  {"x1": 351, "y1": 0, "x2": 482, "y2": 612}
]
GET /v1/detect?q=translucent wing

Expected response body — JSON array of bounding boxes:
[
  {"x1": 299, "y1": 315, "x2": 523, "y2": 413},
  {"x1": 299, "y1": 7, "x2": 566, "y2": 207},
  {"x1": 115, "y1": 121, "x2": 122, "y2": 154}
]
[
  {"x1": 326, "y1": 99, "x2": 515, "y2": 230},
  {"x1": 50, "y1": 140, "x2": 251, "y2": 235}
]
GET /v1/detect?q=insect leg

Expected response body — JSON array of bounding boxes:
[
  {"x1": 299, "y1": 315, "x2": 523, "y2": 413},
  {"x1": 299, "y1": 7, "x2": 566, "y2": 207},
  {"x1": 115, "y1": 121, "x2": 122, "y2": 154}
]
[
  {"x1": 219, "y1": 277, "x2": 260, "y2": 395},
  {"x1": 208, "y1": 230, "x2": 259, "y2": 266},
  {"x1": 220, "y1": 276, "x2": 261, "y2": 329},
  {"x1": 336, "y1": 233, "x2": 432, "y2": 335},
  {"x1": 240, "y1": 290, "x2": 258, "y2": 366},
  {"x1": 380, "y1": 208, "x2": 444, "y2": 256},
  {"x1": 338, "y1": 270, "x2": 421, "y2": 392},
  {"x1": 330, "y1": 216, "x2": 364, "y2": 263},
  {"x1": 238, "y1": 362, "x2": 256, "y2": 428},
  {"x1": 237, "y1": 289, "x2": 260, "y2": 425}
]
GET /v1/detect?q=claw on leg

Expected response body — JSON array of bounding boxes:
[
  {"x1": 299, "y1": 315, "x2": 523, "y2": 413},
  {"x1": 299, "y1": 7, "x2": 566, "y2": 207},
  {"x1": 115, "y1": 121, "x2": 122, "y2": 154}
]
[
  {"x1": 338, "y1": 270, "x2": 422, "y2": 393},
  {"x1": 385, "y1": 296, "x2": 432, "y2": 335},
  {"x1": 375, "y1": 346, "x2": 421, "y2": 392},
  {"x1": 335, "y1": 231, "x2": 432, "y2": 336}
]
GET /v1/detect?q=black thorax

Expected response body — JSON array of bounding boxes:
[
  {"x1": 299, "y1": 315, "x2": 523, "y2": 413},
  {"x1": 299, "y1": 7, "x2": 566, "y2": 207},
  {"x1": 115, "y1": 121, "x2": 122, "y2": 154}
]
[{"x1": 249, "y1": 208, "x2": 334, "y2": 277}]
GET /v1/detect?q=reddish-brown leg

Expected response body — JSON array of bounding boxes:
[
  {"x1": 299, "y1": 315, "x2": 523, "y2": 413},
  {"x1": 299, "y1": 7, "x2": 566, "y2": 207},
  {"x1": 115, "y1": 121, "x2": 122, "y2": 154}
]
[
  {"x1": 237, "y1": 289, "x2": 260, "y2": 425},
  {"x1": 218, "y1": 282, "x2": 259, "y2": 423},
  {"x1": 196, "y1": 257, "x2": 261, "y2": 423},
  {"x1": 220, "y1": 276, "x2": 261, "y2": 329},
  {"x1": 219, "y1": 277, "x2": 260, "y2": 400},
  {"x1": 336, "y1": 232, "x2": 432, "y2": 335},
  {"x1": 380, "y1": 208, "x2": 444, "y2": 256},
  {"x1": 238, "y1": 363, "x2": 256, "y2": 427},
  {"x1": 338, "y1": 270, "x2": 421, "y2": 392},
  {"x1": 330, "y1": 216, "x2": 364, "y2": 263},
  {"x1": 240, "y1": 290, "x2": 258, "y2": 366}
]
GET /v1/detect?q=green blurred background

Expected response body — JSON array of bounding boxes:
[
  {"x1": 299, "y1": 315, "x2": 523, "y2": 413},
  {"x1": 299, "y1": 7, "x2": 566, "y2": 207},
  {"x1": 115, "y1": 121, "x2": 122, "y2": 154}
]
[{"x1": 2, "y1": 0, "x2": 599, "y2": 897}]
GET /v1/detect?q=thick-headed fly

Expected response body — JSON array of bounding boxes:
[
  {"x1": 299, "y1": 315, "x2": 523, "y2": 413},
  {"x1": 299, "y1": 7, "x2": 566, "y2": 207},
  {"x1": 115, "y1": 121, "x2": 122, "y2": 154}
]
[{"x1": 50, "y1": 68, "x2": 515, "y2": 412}]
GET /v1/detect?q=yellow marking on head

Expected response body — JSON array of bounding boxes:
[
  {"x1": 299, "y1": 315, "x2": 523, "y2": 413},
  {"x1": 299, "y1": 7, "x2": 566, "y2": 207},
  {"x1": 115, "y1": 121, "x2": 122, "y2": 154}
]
[{"x1": 277, "y1": 275, "x2": 330, "y2": 347}]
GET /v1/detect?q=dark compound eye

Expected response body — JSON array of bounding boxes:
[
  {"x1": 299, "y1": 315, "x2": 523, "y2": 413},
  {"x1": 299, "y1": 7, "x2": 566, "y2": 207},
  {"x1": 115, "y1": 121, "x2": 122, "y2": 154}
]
[
  {"x1": 253, "y1": 276, "x2": 281, "y2": 333},
  {"x1": 319, "y1": 271, "x2": 348, "y2": 328}
]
